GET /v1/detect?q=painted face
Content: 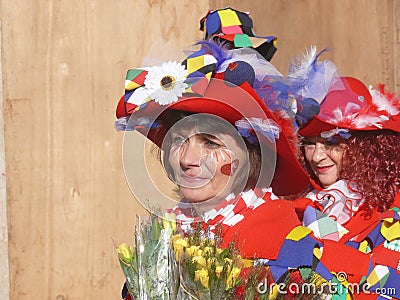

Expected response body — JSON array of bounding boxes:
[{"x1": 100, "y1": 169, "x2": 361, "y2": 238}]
[
  {"x1": 303, "y1": 136, "x2": 346, "y2": 188},
  {"x1": 167, "y1": 130, "x2": 247, "y2": 204}
]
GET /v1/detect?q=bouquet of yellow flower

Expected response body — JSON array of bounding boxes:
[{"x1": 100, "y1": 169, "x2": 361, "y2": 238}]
[
  {"x1": 116, "y1": 212, "x2": 349, "y2": 300},
  {"x1": 171, "y1": 224, "x2": 244, "y2": 299},
  {"x1": 116, "y1": 214, "x2": 268, "y2": 299}
]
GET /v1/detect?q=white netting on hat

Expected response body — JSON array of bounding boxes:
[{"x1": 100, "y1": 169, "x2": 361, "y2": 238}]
[
  {"x1": 288, "y1": 46, "x2": 341, "y2": 104},
  {"x1": 218, "y1": 47, "x2": 283, "y2": 78}
]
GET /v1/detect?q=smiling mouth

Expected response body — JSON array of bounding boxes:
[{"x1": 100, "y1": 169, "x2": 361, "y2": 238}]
[
  {"x1": 316, "y1": 165, "x2": 334, "y2": 173},
  {"x1": 178, "y1": 174, "x2": 210, "y2": 186}
]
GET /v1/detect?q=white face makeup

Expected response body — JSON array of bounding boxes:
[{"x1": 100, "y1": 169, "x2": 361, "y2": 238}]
[
  {"x1": 303, "y1": 136, "x2": 346, "y2": 188},
  {"x1": 167, "y1": 131, "x2": 247, "y2": 204},
  {"x1": 163, "y1": 114, "x2": 249, "y2": 206}
]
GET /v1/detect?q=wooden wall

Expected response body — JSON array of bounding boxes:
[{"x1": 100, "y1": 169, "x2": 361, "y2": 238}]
[
  {"x1": 1, "y1": 0, "x2": 398, "y2": 299},
  {"x1": 1, "y1": 1, "x2": 207, "y2": 299}
]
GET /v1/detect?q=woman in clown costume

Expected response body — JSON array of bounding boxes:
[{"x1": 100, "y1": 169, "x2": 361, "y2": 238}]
[{"x1": 291, "y1": 50, "x2": 400, "y2": 299}]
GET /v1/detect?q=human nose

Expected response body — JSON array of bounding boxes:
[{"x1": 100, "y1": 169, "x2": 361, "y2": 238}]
[
  {"x1": 179, "y1": 140, "x2": 202, "y2": 169},
  {"x1": 311, "y1": 142, "x2": 328, "y2": 162}
]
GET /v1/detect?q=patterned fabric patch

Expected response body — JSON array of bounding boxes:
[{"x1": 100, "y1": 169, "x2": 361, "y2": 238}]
[
  {"x1": 286, "y1": 226, "x2": 312, "y2": 241},
  {"x1": 303, "y1": 206, "x2": 348, "y2": 241},
  {"x1": 366, "y1": 265, "x2": 390, "y2": 288},
  {"x1": 359, "y1": 239, "x2": 372, "y2": 254},
  {"x1": 381, "y1": 219, "x2": 400, "y2": 241},
  {"x1": 384, "y1": 239, "x2": 400, "y2": 252}
]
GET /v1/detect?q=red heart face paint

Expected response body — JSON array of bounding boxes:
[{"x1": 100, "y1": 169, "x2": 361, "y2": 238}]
[{"x1": 220, "y1": 159, "x2": 239, "y2": 176}]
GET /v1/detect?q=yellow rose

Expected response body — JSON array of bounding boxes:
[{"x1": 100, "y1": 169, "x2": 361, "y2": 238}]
[
  {"x1": 226, "y1": 267, "x2": 241, "y2": 289},
  {"x1": 172, "y1": 236, "x2": 188, "y2": 249},
  {"x1": 186, "y1": 245, "x2": 200, "y2": 257},
  {"x1": 215, "y1": 265, "x2": 224, "y2": 277},
  {"x1": 202, "y1": 246, "x2": 212, "y2": 255},
  {"x1": 172, "y1": 236, "x2": 188, "y2": 261},
  {"x1": 194, "y1": 268, "x2": 209, "y2": 289},
  {"x1": 192, "y1": 255, "x2": 207, "y2": 268},
  {"x1": 171, "y1": 234, "x2": 183, "y2": 243},
  {"x1": 116, "y1": 243, "x2": 133, "y2": 264}
]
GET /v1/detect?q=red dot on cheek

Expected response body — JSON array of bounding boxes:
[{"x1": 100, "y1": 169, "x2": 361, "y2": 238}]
[
  {"x1": 220, "y1": 163, "x2": 232, "y2": 176},
  {"x1": 220, "y1": 159, "x2": 239, "y2": 176}
]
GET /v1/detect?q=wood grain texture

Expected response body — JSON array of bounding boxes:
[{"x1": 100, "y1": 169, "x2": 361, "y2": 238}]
[
  {"x1": 2, "y1": 1, "x2": 207, "y2": 299},
  {"x1": 213, "y1": 0, "x2": 399, "y2": 92},
  {"x1": 0, "y1": 30, "x2": 10, "y2": 300}
]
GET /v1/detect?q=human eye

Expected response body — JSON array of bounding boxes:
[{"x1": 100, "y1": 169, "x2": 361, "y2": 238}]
[
  {"x1": 171, "y1": 135, "x2": 186, "y2": 146},
  {"x1": 324, "y1": 139, "x2": 340, "y2": 147},
  {"x1": 301, "y1": 139, "x2": 316, "y2": 148},
  {"x1": 202, "y1": 135, "x2": 223, "y2": 149},
  {"x1": 205, "y1": 139, "x2": 222, "y2": 149}
]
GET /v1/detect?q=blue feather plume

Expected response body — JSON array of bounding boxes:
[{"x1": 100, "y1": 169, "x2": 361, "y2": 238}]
[{"x1": 194, "y1": 40, "x2": 232, "y2": 69}]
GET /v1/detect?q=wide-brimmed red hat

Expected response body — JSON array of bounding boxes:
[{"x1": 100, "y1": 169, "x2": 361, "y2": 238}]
[
  {"x1": 299, "y1": 77, "x2": 400, "y2": 137},
  {"x1": 116, "y1": 47, "x2": 309, "y2": 196}
]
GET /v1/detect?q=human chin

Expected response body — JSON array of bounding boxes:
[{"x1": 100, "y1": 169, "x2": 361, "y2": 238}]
[
  {"x1": 179, "y1": 179, "x2": 232, "y2": 203},
  {"x1": 313, "y1": 165, "x2": 340, "y2": 188},
  {"x1": 179, "y1": 185, "x2": 217, "y2": 203}
]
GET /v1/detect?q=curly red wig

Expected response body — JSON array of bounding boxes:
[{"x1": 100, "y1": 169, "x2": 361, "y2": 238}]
[{"x1": 340, "y1": 130, "x2": 400, "y2": 212}]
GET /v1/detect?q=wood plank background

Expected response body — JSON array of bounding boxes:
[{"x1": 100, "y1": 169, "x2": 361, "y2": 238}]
[
  {"x1": 1, "y1": 0, "x2": 398, "y2": 299},
  {"x1": 1, "y1": 1, "x2": 207, "y2": 299}
]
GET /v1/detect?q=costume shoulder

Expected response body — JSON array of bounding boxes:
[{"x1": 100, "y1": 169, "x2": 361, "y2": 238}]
[
  {"x1": 222, "y1": 191, "x2": 301, "y2": 260},
  {"x1": 291, "y1": 197, "x2": 323, "y2": 221}
]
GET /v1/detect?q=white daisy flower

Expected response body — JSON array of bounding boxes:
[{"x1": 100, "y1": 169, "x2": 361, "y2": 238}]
[{"x1": 144, "y1": 61, "x2": 188, "y2": 105}]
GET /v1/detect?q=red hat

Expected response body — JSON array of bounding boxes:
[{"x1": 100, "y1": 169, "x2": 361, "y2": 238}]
[
  {"x1": 299, "y1": 77, "x2": 400, "y2": 137},
  {"x1": 116, "y1": 48, "x2": 309, "y2": 196}
]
